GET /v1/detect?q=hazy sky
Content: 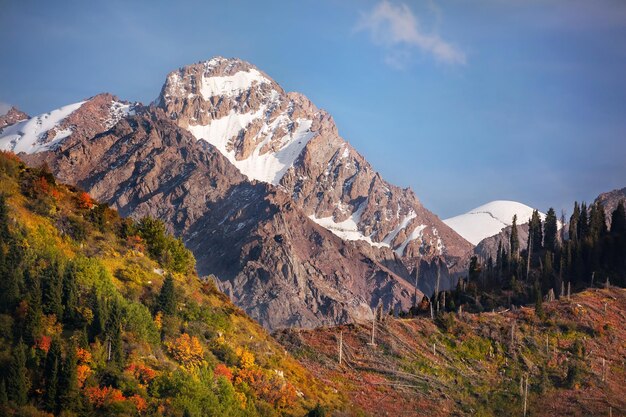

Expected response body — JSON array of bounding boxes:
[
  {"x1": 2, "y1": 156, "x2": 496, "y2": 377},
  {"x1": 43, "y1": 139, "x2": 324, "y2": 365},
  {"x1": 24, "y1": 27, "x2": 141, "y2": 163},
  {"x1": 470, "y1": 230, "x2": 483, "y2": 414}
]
[{"x1": 1, "y1": 0, "x2": 625, "y2": 218}]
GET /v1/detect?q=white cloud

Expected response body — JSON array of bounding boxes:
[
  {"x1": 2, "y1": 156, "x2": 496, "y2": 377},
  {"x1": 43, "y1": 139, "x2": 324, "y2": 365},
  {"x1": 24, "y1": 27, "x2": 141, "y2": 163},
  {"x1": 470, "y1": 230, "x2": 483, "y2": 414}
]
[
  {"x1": 0, "y1": 102, "x2": 11, "y2": 116},
  {"x1": 356, "y1": 1, "x2": 466, "y2": 66}
]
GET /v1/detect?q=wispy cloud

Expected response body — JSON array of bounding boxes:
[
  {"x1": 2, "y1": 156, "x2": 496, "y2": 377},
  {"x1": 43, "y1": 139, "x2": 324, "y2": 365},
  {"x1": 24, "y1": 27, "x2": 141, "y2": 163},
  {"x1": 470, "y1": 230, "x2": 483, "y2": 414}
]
[{"x1": 356, "y1": 1, "x2": 465, "y2": 67}]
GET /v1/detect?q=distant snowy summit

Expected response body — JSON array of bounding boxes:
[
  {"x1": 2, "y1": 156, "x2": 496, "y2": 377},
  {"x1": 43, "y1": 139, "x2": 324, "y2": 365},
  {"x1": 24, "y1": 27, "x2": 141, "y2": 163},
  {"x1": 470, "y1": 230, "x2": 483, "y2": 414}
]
[{"x1": 443, "y1": 200, "x2": 545, "y2": 246}]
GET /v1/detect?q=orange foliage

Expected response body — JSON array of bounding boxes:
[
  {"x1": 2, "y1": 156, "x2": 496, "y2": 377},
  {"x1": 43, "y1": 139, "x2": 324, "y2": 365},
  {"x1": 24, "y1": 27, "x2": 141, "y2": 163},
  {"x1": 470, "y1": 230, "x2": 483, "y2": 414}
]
[
  {"x1": 85, "y1": 386, "x2": 126, "y2": 408},
  {"x1": 0, "y1": 150, "x2": 21, "y2": 163},
  {"x1": 77, "y1": 364, "x2": 93, "y2": 387},
  {"x1": 35, "y1": 176, "x2": 51, "y2": 195},
  {"x1": 127, "y1": 235, "x2": 145, "y2": 252},
  {"x1": 35, "y1": 335, "x2": 52, "y2": 353},
  {"x1": 234, "y1": 368, "x2": 298, "y2": 409},
  {"x1": 154, "y1": 311, "x2": 163, "y2": 330},
  {"x1": 76, "y1": 347, "x2": 92, "y2": 364},
  {"x1": 77, "y1": 191, "x2": 95, "y2": 209},
  {"x1": 214, "y1": 363, "x2": 233, "y2": 382},
  {"x1": 166, "y1": 333, "x2": 205, "y2": 369},
  {"x1": 129, "y1": 394, "x2": 148, "y2": 414},
  {"x1": 126, "y1": 363, "x2": 157, "y2": 385}
]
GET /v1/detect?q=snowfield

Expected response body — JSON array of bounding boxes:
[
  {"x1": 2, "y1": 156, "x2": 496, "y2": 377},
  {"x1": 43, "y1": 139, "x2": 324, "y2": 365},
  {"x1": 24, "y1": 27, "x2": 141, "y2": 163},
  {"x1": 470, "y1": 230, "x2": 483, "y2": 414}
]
[{"x1": 443, "y1": 200, "x2": 546, "y2": 245}]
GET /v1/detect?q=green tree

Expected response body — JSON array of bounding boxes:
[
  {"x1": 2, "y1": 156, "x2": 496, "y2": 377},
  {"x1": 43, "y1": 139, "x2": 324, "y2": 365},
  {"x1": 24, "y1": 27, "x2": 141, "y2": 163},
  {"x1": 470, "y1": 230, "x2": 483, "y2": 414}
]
[
  {"x1": 62, "y1": 261, "x2": 80, "y2": 326},
  {"x1": 7, "y1": 340, "x2": 28, "y2": 406},
  {"x1": 611, "y1": 201, "x2": 626, "y2": 236},
  {"x1": 58, "y1": 340, "x2": 80, "y2": 412},
  {"x1": 529, "y1": 209, "x2": 543, "y2": 252},
  {"x1": 0, "y1": 379, "x2": 7, "y2": 408},
  {"x1": 543, "y1": 208, "x2": 558, "y2": 252},
  {"x1": 578, "y1": 202, "x2": 589, "y2": 241},
  {"x1": 43, "y1": 338, "x2": 62, "y2": 412},
  {"x1": 157, "y1": 275, "x2": 177, "y2": 315},
  {"x1": 569, "y1": 202, "x2": 580, "y2": 243},
  {"x1": 510, "y1": 215, "x2": 519, "y2": 260},
  {"x1": 42, "y1": 259, "x2": 64, "y2": 319},
  {"x1": 23, "y1": 272, "x2": 43, "y2": 345}
]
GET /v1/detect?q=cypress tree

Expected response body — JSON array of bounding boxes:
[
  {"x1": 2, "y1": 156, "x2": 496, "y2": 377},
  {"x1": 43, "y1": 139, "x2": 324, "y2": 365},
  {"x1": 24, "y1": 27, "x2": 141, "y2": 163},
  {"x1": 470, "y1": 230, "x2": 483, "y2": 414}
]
[
  {"x1": 544, "y1": 208, "x2": 558, "y2": 252},
  {"x1": 7, "y1": 339, "x2": 28, "y2": 406},
  {"x1": 157, "y1": 274, "x2": 177, "y2": 315},
  {"x1": 43, "y1": 338, "x2": 62, "y2": 412}
]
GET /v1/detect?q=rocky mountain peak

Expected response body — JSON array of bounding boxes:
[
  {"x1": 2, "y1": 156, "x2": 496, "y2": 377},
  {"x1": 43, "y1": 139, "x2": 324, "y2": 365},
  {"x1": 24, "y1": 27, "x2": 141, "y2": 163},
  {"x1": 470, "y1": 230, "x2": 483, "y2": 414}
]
[{"x1": 0, "y1": 106, "x2": 29, "y2": 129}]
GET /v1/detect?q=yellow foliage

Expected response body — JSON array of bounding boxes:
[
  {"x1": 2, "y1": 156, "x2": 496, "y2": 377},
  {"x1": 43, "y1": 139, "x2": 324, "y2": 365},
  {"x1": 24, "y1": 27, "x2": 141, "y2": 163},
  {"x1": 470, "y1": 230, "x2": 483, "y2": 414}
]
[
  {"x1": 166, "y1": 333, "x2": 204, "y2": 369},
  {"x1": 236, "y1": 347, "x2": 255, "y2": 369},
  {"x1": 154, "y1": 311, "x2": 163, "y2": 330},
  {"x1": 234, "y1": 391, "x2": 247, "y2": 409}
]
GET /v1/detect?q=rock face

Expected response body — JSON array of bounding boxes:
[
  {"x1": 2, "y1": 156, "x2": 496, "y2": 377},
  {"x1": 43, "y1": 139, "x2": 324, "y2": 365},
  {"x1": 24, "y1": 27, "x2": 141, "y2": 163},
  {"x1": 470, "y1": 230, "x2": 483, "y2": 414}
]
[
  {"x1": 0, "y1": 107, "x2": 29, "y2": 129},
  {"x1": 595, "y1": 187, "x2": 626, "y2": 228},
  {"x1": 0, "y1": 57, "x2": 475, "y2": 329},
  {"x1": 157, "y1": 57, "x2": 472, "y2": 268}
]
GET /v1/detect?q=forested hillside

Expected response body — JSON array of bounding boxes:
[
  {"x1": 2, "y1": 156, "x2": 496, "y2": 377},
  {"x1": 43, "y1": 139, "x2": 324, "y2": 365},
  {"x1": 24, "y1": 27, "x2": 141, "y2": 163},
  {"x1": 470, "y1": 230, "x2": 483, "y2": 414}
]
[{"x1": 0, "y1": 151, "x2": 346, "y2": 417}]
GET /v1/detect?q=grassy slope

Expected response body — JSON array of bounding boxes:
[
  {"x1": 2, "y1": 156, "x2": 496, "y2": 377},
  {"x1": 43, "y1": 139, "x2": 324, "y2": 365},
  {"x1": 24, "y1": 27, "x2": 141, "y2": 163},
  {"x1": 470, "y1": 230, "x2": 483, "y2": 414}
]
[{"x1": 277, "y1": 288, "x2": 626, "y2": 417}]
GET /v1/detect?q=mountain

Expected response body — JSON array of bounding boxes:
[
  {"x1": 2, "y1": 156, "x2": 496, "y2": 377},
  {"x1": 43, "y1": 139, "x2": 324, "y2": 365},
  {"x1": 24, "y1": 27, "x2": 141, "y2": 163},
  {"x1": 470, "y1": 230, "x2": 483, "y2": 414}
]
[
  {"x1": 0, "y1": 106, "x2": 29, "y2": 129},
  {"x1": 595, "y1": 186, "x2": 626, "y2": 228},
  {"x1": 0, "y1": 151, "x2": 350, "y2": 416},
  {"x1": 444, "y1": 200, "x2": 546, "y2": 246},
  {"x1": 156, "y1": 57, "x2": 471, "y2": 264},
  {"x1": 0, "y1": 57, "x2": 473, "y2": 330}
]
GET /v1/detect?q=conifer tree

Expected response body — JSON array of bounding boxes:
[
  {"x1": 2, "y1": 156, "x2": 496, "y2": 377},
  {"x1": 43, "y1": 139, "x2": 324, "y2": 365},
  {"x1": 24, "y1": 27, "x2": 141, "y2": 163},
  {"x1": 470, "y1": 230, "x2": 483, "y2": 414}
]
[
  {"x1": 543, "y1": 208, "x2": 558, "y2": 252},
  {"x1": 157, "y1": 274, "x2": 177, "y2": 315},
  {"x1": 569, "y1": 202, "x2": 580, "y2": 243},
  {"x1": 107, "y1": 300, "x2": 125, "y2": 367},
  {"x1": 578, "y1": 202, "x2": 589, "y2": 241},
  {"x1": 58, "y1": 340, "x2": 80, "y2": 413},
  {"x1": 62, "y1": 262, "x2": 79, "y2": 326},
  {"x1": 43, "y1": 338, "x2": 62, "y2": 412},
  {"x1": 529, "y1": 210, "x2": 543, "y2": 252},
  {"x1": 611, "y1": 201, "x2": 626, "y2": 236},
  {"x1": 0, "y1": 379, "x2": 7, "y2": 408},
  {"x1": 8, "y1": 339, "x2": 28, "y2": 406},
  {"x1": 42, "y1": 260, "x2": 64, "y2": 319},
  {"x1": 510, "y1": 215, "x2": 519, "y2": 260},
  {"x1": 23, "y1": 272, "x2": 43, "y2": 345}
]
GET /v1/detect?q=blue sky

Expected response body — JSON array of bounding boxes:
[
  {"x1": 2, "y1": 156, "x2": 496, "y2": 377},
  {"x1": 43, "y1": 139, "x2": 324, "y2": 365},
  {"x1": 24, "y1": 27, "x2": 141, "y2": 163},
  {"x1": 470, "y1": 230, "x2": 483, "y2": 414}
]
[{"x1": 1, "y1": 0, "x2": 625, "y2": 218}]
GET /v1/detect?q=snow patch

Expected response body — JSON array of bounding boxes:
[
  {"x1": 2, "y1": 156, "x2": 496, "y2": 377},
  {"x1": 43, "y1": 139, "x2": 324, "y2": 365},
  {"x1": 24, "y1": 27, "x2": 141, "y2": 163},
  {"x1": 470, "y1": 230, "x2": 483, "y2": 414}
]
[
  {"x1": 395, "y1": 224, "x2": 427, "y2": 256},
  {"x1": 106, "y1": 101, "x2": 136, "y2": 129},
  {"x1": 382, "y1": 210, "x2": 416, "y2": 245},
  {"x1": 188, "y1": 107, "x2": 315, "y2": 185},
  {"x1": 309, "y1": 200, "x2": 390, "y2": 248},
  {"x1": 200, "y1": 69, "x2": 271, "y2": 99},
  {"x1": 0, "y1": 101, "x2": 85, "y2": 154}
]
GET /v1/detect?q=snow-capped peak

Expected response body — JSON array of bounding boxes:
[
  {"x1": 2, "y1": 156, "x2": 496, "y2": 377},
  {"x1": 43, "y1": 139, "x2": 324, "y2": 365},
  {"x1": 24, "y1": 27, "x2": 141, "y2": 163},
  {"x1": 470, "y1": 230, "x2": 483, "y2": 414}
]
[
  {"x1": 443, "y1": 200, "x2": 545, "y2": 246},
  {"x1": 0, "y1": 101, "x2": 85, "y2": 154}
]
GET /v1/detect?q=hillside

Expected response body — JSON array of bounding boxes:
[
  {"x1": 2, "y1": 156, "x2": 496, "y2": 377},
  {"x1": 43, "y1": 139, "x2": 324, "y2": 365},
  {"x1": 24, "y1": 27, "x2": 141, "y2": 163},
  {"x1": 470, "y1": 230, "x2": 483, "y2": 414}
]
[
  {"x1": 0, "y1": 151, "x2": 349, "y2": 416},
  {"x1": 277, "y1": 287, "x2": 626, "y2": 416}
]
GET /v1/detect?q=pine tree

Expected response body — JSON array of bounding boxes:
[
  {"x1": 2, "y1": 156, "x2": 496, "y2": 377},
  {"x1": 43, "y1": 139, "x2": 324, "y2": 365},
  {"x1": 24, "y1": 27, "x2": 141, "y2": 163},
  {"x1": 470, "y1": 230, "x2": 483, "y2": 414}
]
[
  {"x1": 7, "y1": 339, "x2": 28, "y2": 406},
  {"x1": 107, "y1": 300, "x2": 125, "y2": 367},
  {"x1": 0, "y1": 379, "x2": 7, "y2": 409},
  {"x1": 62, "y1": 261, "x2": 80, "y2": 326},
  {"x1": 578, "y1": 202, "x2": 589, "y2": 241},
  {"x1": 529, "y1": 210, "x2": 543, "y2": 252},
  {"x1": 42, "y1": 260, "x2": 64, "y2": 319},
  {"x1": 569, "y1": 202, "x2": 580, "y2": 243},
  {"x1": 510, "y1": 215, "x2": 520, "y2": 260},
  {"x1": 534, "y1": 281, "x2": 544, "y2": 319},
  {"x1": 58, "y1": 340, "x2": 80, "y2": 412},
  {"x1": 89, "y1": 287, "x2": 107, "y2": 341},
  {"x1": 611, "y1": 201, "x2": 626, "y2": 236},
  {"x1": 544, "y1": 208, "x2": 558, "y2": 252},
  {"x1": 43, "y1": 338, "x2": 62, "y2": 412},
  {"x1": 23, "y1": 272, "x2": 43, "y2": 345},
  {"x1": 157, "y1": 274, "x2": 177, "y2": 315}
]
